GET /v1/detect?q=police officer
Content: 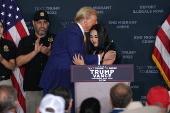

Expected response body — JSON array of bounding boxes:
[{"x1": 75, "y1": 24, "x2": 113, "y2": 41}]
[
  {"x1": 16, "y1": 10, "x2": 56, "y2": 113},
  {"x1": 0, "y1": 20, "x2": 16, "y2": 86}
]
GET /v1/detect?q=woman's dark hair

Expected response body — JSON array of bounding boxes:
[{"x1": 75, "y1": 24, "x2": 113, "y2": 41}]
[
  {"x1": 88, "y1": 24, "x2": 123, "y2": 64},
  {"x1": 0, "y1": 20, "x2": 4, "y2": 30},
  {"x1": 88, "y1": 24, "x2": 110, "y2": 54},
  {"x1": 0, "y1": 20, "x2": 3, "y2": 27},
  {"x1": 79, "y1": 97, "x2": 101, "y2": 113}
]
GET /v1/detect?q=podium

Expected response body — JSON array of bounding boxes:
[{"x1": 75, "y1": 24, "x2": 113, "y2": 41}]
[{"x1": 71, "y1": 65, "x2": 134, "y2": 113}]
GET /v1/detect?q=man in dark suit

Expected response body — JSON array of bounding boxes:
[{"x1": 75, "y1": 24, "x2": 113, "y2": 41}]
[
  {"x1": 39, "y1": 6, "x2": 116, "y2": 112},
  {"x1": 39, "y1": 6, "x2": 115, "y2": 94},
  {"x1": 109, "y1": 83, "x2": 132, "y2": 113}
]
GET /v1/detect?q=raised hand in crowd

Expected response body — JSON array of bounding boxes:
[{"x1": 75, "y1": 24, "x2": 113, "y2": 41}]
[
  {"x1": 40, "y1": 43, "x2": 51, "y2": 56},
  {"x1": 34, "y1": 38, "x2": 43, "y2": 54}
]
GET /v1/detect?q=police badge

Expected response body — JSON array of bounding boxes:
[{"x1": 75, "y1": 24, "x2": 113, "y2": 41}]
[
  {"x1": 40, "y1": 12, "x2": 44, "y2": 17},
  {"x1": 4, "y1": 45, "x2": 9, "y2": 52},
  {"x1": 48, "y1": 37, "x2": 53, "y2": 42}
]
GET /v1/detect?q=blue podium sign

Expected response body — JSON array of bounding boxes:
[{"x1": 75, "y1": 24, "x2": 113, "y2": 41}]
[{"x1": 71, "y1": 64, "x2": 134, "y2": 82}]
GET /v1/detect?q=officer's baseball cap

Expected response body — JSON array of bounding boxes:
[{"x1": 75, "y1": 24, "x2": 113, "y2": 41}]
[{"x1": 33, "y1": 10, "x2": 49, "y2": 22}]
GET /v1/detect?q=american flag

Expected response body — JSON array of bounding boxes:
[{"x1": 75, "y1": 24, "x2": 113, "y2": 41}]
[
  {"x1": 0, "y1": 0, "x2": 29, "y2": 113},
  {"x1": 152, "y1": 14, "x2": 170, "y2": 88}
]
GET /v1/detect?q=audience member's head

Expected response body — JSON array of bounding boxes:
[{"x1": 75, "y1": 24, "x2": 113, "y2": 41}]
[
  {"x1": 120, "y1": 101, "x2": 161, "y2": 113},
  {"x1": 37, "y1": 94, "x2": 65, "y2": 113},
  {"x1": 79, "y1": 97, "x2": 101, "y2": 113},
  {"x1": 0, "y1": 85, "x2": 18, "y2": 113},
  {"x1": 110, "y1": 83, "x2": 132, "y2": 108},
  {"x1": 50, "y1": 86, "x2": 73, "y2": 113},
  {"x1": 125, "y1": 101, "x2": 143, "y2": 110},
  {"x1": 120, "y1": 104, "x2": 161, "y2": 113},
  {"x1": 146, "y1": 85, "x2": 170, "y2": 113}
]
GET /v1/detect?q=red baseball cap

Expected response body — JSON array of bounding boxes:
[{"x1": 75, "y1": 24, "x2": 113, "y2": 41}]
[{"x1": 147, "y1": 85, "x2": 169, "y2": 108}]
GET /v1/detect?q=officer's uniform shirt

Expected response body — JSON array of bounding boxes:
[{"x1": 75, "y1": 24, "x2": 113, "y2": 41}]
[
  {"x1": 16, "y1": 32, "x2": 55, "y2": 91},
  {"x1": 0, "y1": 38, "x2": 16, "y2": 78}
]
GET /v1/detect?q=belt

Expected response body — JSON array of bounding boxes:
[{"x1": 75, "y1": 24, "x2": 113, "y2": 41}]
[{"x1": 0, "y1": 76, "x2": 10, "y2": 82}]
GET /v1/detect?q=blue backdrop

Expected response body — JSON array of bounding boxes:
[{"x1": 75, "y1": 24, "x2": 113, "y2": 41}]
[{"x1": 16, "y1": 0, "x2": 170, "y2": 104}]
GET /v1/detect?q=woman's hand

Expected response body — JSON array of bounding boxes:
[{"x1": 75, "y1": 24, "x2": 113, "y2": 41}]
[
  {"x1": 102, "y1": 50, "x2": 116, "y2": 65},
  {"x1": 72, "y1": 54, "x2": 85, "y2": 65}
]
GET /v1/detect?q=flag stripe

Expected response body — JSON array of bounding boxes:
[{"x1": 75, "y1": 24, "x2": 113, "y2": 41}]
[
  {"x1": 154, "y1": 36, "x2": 170, "y2": 68},
  {"x1": 8, "y1": 26, "x2": 21, "y2": 46},
  {"x1": 152, "y1": 14, "x2": 170, "y2": 88},
  {"x1": 153, "y1": 46, "x2": 169, "y2": 76},
  {"x1": 13, "y1": 67, "x2": 26, "y2": 98},
  {"x1": 162, "y1": 20, "x2": 170, "y2": 39},
  {"x1": 0, "y1": 0, "x2": 30, "y2": 112},
  {"x1": 16, "y1": 104, "x2": 24, "y2": 113},
  {"x1": 152, "y1": 55, "x2": 170, "y2": 87},
  {"x1": 15, "y1": 20, "x2": 28, "y2": 38},
  {"x1": 157, "y1": 28, "x2": 170, "y2": 55},
  {"x1": 164, "y1": 15, "x2": 170, "y2": 29},
  {"x1": 11, "y1": 72, "x2": 26, "y2": 113},
  {"x1": 21, "y1": 19, "x2": 29, "y2": 35},
  {"x1": 3, "y1": 30, "x2": 14, "y2": 42}
]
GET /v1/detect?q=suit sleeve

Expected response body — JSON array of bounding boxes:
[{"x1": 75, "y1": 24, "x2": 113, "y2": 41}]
[{"x1": 66, "y1": 31, "x2": 98, "y2": 65}]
